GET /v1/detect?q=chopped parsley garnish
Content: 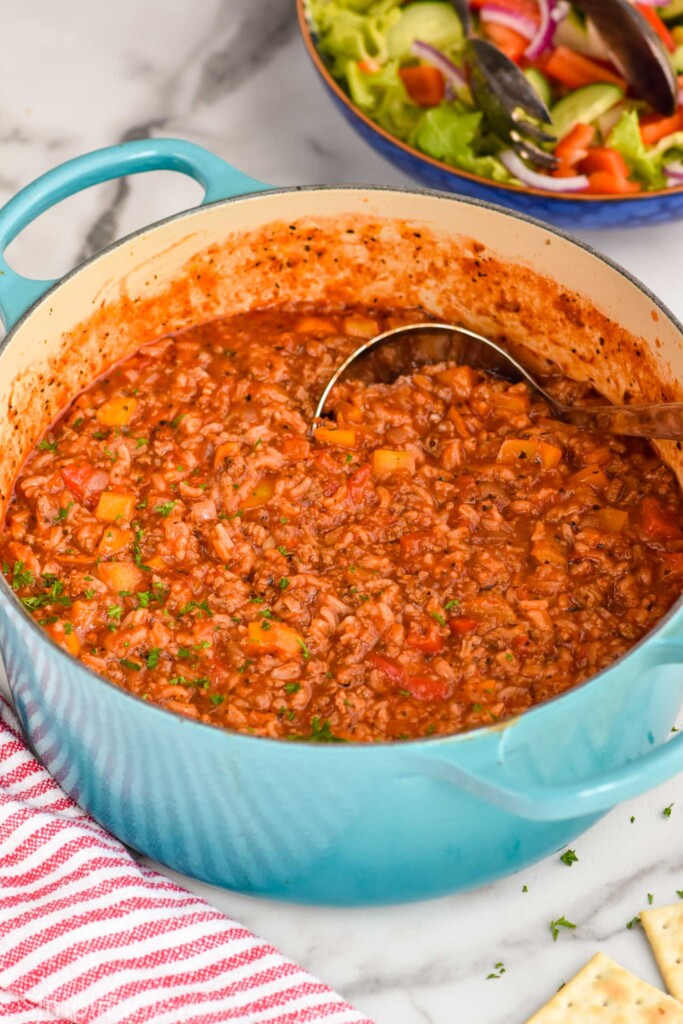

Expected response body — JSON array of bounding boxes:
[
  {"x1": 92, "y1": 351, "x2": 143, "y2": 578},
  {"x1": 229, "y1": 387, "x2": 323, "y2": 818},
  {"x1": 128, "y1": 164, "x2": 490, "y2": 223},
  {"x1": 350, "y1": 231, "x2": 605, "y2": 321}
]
[
  {"x1": 399, "y1": 689, "x2": 412, "y2": 698},
  {"x1": 345, "y1": 454, "x2": 353, "y2": 463},
  {"x1": 169, "y1": 414, "x2": 184, "y2": 429},
  {"x1": 210, "y1": 694, "x2": 225, "y2": 705},
  {"x1": 550, "y1": 916, "x2": 576, "y2": 941},
  {"x1": 430, "y1": 612, "x2": 447, "y2": 627},
  {"x1": 277, "y1": 545, "x2": 291, "y2": 557},
  {"x1": 135, "y1": 437, "x2": 148, "y2": 448},
  {"x1": 522, "y1": 885, "x2": 528, "y2": 893},
  {"x1": 177, "y1": 599, "x2": 212, "y2": 618},
  {"x1": 84, "y1": 589, "x2": 96, "y2": 600},
  {"x1": 9, "y1": 561, "x2": 34, "y2": 591},
  {"x1": 308, "y1": 717, "x2": 343, "y2": 742},
  {"x1": 253, "y1": 438, "x2": 262, "y2": 448},
  {"x1": 37, "y1": 439, "x2": 58, "y2": 452},
  {"x1": 120, "y1": 659, "x2": 141, "y2": 671},
  {"x1": 279, "y1": 576, "x2": 290, "y2": 590},
  {"x1": 177, "y1": 647, "x2": 192, "y2": 659},
  {"x1": 146, "y1": 648, "x2": 161, "y2": 669},
  {"x1": 72, "y1": 418, "x2": 84, "y2": 429},
  {"x1": 54, "y1": 501, "x2": 74, "y2": 523},
  {"x1": 297, "y1": 636, "x2": 311, "y2": 660},
  {"x1": 92, "y1": 430, "x2": 108, "y2": 440},
  {"x1": 280, "y1": 516, "x2": 289, "y2": 524},
  {"x1": 38, "y1": 615, "x2": 59, "y2": 625},
  {"x1": 284, "y1": 683, "x2": 301, "y2": 694},
  {"x1": 560, "y1": 849, "x2": 578, "y2": 867},
  {"x1": 444, "y1": 599, "x2": 460, "y2": 610},
  {"x1": 107, "y1": 605, "x2": 123, "y2": 622},
  {"x1": 155, "y1": 500, "x2": 177, "y2": 518},
  {"x1": 132, "y1": 523, "x2": 151, "y2": 572},
  {"x1": 626, "y1": 916, "x2": 641, "y2": 930},
  {"x1": 664, "y1": 803, "x2": 674, "y2": 818}
]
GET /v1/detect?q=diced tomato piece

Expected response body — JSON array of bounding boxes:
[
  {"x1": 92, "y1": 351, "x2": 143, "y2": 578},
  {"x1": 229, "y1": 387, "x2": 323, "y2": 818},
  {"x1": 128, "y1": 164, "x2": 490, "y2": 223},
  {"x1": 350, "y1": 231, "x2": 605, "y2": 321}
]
[
  {"x1": 449, "y1": 616, "x2": 479, "y2": 636},
  {"x1": 347, "y1": 463, "x2": 372, "y2": 503},
  {"x1": 578, "y1": 146, "x2": 630, "y2": 177},
  {"x1": 512, "y1": 635, "x2": 531, "y2": 654},
  {"x1": 280, "y1": 436, "x2": 310, "y2": 462},
  {"x1": 61, "y1": 464, "x2": 108, "y2": 505},
  {"x1": 398, "y1": 65, "x2": 445, "y2": 106},
  {"x1": 469, "y1": 0, "x2": 539, "y2": 14},
  {"x1": 367, "y1": 652, "x2": 406, "y2": 685},
  {"x1": 544, "y1": 47, "x2": 626, "y2": 90},
  {"x1": 641, "y1": 497, "x2": 683, "y2": 542},
  {"x1": 406, "y1": 621, "x2": 445, "y2": 653},
  {"x1": 406, "y1": 676, "x2": 450, "y2": 701},
  {"x1": 555, "y1": 123, "x2": 595, "y2": 167},
  {"x1": 639, "y1": 110, "x2": 683, "y2": 147},
  {"x1": 636, "y1": 5, "x2": 675, "y2": 51},
  {"x1": 400, "y1": 531, "x2": 432, "y2": 560},
  {"x1": 585, "y1": 171, "x2": 640, "y2": 195},
  {"x1": 357, "y1": 58, "x2": 380, "y2": 74},
  {"x1": 482, "y1": 21, "x2": 528, "y2": 62}
]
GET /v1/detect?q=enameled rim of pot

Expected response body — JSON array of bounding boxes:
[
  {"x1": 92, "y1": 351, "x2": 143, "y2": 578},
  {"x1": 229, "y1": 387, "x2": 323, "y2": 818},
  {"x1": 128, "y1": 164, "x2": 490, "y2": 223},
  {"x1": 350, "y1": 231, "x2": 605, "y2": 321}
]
[
  {"x1": 296, "y1": 0, "x2": 683, "y2": 206},
  {"x1": 1, "y1": 181, "x2": 682, "y2": 751}
]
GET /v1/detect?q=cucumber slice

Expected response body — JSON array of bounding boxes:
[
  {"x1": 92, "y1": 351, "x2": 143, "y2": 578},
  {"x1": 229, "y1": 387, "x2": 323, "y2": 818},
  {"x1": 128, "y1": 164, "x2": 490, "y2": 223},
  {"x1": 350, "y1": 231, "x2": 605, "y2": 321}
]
[
  {"x1": 387, "y1": 2, "x2": 463, "y2": 59},
  {"x1": 524, "y1": 68, "x2": 552, "y2": 108},
  {"x1": 551, "y1": 83, "x2": 624, "y2": 138}
]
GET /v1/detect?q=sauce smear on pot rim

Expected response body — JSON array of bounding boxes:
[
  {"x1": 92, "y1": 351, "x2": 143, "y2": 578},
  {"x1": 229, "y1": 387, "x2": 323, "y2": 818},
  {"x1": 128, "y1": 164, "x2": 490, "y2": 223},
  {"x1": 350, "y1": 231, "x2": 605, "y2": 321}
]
[{"x1": 2, "y1": 307, "x2": 682, "y2": 743}]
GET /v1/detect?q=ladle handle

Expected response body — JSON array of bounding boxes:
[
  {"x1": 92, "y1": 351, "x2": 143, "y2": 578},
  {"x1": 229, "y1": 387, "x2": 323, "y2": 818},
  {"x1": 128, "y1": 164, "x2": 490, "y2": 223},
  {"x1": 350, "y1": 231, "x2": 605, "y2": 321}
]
[
  {"x1": 0, "y1": 139, "x2": 270, "y2": 330},
  {"x1": 560, "y1": 401, "x2": 683, "y2": 440}
]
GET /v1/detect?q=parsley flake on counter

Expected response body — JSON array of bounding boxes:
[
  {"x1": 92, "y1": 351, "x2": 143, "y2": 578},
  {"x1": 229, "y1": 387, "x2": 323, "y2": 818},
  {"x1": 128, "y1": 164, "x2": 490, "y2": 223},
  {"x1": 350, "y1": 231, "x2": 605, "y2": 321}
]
[
  {"x1": 486, "y1": 962, "x2": 506, "y2": 980},
  {"x1": 550, "y1": 916, "x2": 576, "y2": 941},
  {"x1": 664, "y1": 803, "x2": 674, "y2": 818},
  {"x1": 560, "y1": 849, "x2": 578, "y2": 867},
  {"x1": 648, "y1": 893, "x2": 654, "y2": 905},
  {"x1": 522, "y1": 885, "x2": 528, "y2": 893},
  {"x1": 626, "y1": 916, "x2": 641, "y2": 930}
]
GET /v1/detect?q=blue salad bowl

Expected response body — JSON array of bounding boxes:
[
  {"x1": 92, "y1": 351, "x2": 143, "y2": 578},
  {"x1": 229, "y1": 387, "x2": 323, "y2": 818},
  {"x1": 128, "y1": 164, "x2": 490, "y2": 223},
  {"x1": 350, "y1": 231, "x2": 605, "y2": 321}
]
[
  {"x1": 297, "y1": 0, "x2": 683, "y2": 229},
  {"x1": 0, "y1": 138, "x2": 682, "y2": 905}
]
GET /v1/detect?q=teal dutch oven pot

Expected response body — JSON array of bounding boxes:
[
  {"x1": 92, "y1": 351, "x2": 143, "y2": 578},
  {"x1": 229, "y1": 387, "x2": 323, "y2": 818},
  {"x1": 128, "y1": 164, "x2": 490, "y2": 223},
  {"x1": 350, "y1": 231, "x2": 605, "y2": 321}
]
[{"x1": 0, "y1": 139, "x2": 682, "y2": 906}]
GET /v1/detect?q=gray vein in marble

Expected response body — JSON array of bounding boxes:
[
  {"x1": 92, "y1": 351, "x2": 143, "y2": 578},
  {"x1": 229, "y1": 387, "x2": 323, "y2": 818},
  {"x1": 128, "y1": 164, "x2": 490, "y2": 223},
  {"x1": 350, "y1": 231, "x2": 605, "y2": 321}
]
[{"x1": 194, "y1": 0, "x2": 296, "y2": 105}]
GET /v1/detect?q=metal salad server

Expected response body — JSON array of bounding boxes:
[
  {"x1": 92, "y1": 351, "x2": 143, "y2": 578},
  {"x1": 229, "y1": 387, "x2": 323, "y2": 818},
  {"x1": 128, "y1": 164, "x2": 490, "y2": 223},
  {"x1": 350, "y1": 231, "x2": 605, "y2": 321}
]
[{"x1": 313, "y1": 322, "x2": 683, "y2": 440}]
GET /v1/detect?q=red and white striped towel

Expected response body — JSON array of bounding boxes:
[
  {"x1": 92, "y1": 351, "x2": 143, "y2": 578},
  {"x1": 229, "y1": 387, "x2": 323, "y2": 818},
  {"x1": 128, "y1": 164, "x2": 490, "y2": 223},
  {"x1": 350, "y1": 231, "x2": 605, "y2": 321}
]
[{"x1": 0, "y1": 696, "x2": 373, "y2": 1024}]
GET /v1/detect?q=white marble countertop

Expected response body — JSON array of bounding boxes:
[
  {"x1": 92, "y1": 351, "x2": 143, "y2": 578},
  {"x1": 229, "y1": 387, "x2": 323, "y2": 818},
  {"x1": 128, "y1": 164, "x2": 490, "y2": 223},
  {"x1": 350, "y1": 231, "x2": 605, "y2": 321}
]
[{"x1": 2, "y1": 1, "x2": 683, "y2": 1021}]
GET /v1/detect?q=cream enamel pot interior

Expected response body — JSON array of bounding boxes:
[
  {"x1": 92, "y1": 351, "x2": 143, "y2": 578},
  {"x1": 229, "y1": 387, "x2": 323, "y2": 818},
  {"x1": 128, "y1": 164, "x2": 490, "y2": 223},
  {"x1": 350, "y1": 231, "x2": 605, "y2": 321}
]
[{"x1": 0, "y1": 139, "x2": 682, "y2": 905}]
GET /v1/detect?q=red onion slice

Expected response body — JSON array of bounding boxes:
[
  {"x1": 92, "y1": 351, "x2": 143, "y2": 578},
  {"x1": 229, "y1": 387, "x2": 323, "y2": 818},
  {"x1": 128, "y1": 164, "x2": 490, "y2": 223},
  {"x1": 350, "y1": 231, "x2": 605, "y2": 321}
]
[
  {"x1": 500, "y1": 149, "x2": 590, "y2": 191},
  {"x1": 410, "y1": 40, "x2": 468, "y2": 91},
  {"x1": 525, "y1": 0, "x2": 556, "y2": 60},
  {"x1": 479, "y1": 5, "x2": 537, "y2": 39},
  {"x1": 664, "y1": 160, "x2": 683, "y2": 181}
]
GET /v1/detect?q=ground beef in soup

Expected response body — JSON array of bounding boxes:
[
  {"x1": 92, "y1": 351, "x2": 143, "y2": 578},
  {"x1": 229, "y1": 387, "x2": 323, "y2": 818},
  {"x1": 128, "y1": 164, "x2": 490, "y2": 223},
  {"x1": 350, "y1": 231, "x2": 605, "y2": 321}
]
[{"x1": 2, "y1": 307, "x2": 683, "y2": 742}]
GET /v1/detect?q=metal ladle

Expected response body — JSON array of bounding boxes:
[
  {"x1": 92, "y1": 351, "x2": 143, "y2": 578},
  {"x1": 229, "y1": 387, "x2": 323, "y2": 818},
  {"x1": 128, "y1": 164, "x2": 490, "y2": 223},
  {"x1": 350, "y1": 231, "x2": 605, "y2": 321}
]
[{"x1": 312, "y1": 323, "x2": 683, "y2": 440}]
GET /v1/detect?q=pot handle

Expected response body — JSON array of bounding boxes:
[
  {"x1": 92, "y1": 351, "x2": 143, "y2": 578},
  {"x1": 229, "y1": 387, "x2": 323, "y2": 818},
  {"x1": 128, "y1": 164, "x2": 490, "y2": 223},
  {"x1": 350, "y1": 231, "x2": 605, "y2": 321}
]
[
  {"x1": 414, "y1": 643, "x2": 683, "y2": 822},
  {"x1": 0, "y1": 138, "x2": 270, "y2": 330}
]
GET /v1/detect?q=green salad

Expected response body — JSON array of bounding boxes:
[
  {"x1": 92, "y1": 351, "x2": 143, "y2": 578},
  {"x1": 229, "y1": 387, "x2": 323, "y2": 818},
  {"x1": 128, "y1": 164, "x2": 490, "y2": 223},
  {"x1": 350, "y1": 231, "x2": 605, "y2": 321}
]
[{"x1": 307, "y1": 0, "x2": 683, "y2": 194}]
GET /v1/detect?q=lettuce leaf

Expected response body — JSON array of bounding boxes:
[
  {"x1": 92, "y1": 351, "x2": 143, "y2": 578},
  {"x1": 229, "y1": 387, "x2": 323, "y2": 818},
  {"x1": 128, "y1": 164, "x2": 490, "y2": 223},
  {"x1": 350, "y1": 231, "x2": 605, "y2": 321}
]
[
  {"x1": 309, "y1": 0, "x2": 402, "y2": 76},
  {"x1": 607, "y1": 110, "x2": 666, "y2": 189},
  {"x1": 346, "y1": 60, "x2": 423, "y2": 139},
  {"x1": 409, "y1": 104, "x2": 515, "y2": 182}
]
